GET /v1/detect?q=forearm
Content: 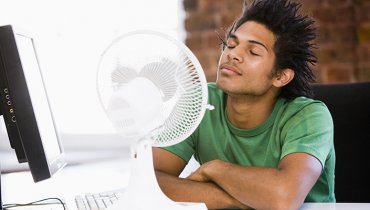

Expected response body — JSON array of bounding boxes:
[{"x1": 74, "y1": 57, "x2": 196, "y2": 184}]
[
  {"x1": 207, "y1": 162, "x2": 288, "y2": 209},
  {"x1": 201, "y1": 157, "x2": 320, "y2": 210},
  {"x1": 155, "y1": 170, "x2": 251, "y2": 209}
]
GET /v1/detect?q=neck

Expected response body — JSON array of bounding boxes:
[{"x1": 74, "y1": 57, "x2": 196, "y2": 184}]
[{"x1": 226, "y1": 93, "x2": 278, "y2": 129}]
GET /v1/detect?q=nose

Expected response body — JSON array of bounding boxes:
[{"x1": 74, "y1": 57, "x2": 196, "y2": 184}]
[{"x1": 227, "y1": 46, "x2": 243, "y2": 62}]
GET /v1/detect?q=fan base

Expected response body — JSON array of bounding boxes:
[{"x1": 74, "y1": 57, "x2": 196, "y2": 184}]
[{"x1": 106, "y1": 139, "x2": 207, "y2": 210}]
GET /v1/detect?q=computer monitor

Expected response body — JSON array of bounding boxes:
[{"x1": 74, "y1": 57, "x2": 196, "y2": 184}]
[{"x1": 0, "y1": 25, "x2": 66, "y2": 183}]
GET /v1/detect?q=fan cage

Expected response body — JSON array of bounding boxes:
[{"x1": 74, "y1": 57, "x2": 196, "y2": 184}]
[
  {"x1": 152, "y1": 53, "x2": 205, "y2": 147},
  {"x1": 97, "y1": 30, "x2": 208, "y2": 147}
]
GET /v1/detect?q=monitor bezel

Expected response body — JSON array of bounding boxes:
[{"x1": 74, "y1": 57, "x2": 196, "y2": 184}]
[{"x1": 0, "y1": 24, "x2": 66, "y2": 182}]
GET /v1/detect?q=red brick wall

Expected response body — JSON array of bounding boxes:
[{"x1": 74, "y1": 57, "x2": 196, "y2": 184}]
[{"x1": 183, "y1": 0, "x2": 370, "y2": 84}]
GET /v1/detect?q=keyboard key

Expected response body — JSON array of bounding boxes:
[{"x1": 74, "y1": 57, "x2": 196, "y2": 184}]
[{"x1": 74, "y1": 189, "x2": 124, "y2": 210}]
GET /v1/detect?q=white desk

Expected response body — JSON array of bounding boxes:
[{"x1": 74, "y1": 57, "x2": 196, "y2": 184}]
[
  {"x1": 301, "y1": 203, "x2": 370, "y2": 210},
  {"x1": 2, "y1": 158, "x2": 370, "y2": 210},
  {"x1": 2, "y1": 157, "x2": 130, "y2": 210}
]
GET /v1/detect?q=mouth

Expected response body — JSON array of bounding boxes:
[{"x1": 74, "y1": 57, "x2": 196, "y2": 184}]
[{"x1": 219, "y1": 64, "x2": 242, "y2": 76}]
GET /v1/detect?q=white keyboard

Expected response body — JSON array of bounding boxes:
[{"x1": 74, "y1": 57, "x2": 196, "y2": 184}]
[
  {"x1": 72, "y1": 189, "x2": 206, "y2": 210},
  {"x1": 74, "y1": 190, "x2": 123, "y2": 210}
]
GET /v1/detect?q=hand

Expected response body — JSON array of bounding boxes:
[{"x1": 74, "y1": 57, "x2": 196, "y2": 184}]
[
  {"x1": 186, "y1": 166, "x2": 209, "y2": 182},
  {"x1": 186, "y1": 160, "x2": 220, "y2": 182},
  {"x1": 186, "y1": 160, "x2": 254, "y2": 209}
]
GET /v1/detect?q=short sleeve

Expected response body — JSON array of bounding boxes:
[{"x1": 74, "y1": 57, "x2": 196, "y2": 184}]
[
  {"x1": 280, "y1": 102, "x2": 334, "y2": 167},
  {"x1": 160, "y1": 130, "x2": 197, "y2": 163}
]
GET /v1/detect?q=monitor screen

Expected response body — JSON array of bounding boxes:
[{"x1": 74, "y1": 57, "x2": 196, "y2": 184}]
[{"x1": 0, "y1": 25, "x2": 66, "y2": 182}]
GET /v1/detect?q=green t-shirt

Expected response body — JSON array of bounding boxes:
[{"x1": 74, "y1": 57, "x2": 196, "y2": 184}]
[{"x1": 163, "y1": 83, "x2": 335, "y2": 202}]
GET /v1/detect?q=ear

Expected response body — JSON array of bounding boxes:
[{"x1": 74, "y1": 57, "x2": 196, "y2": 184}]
[{"x1": 272, "y1": 68, "x2": 295, "y2": 88}]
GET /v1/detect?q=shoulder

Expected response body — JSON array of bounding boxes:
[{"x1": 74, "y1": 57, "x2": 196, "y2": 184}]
[
  {"x1": 278, "y1": 96, "x2": 333, "y2": 131},
  {"x1": 282, "y1": 97, "x2": 331, "y2": 118}
]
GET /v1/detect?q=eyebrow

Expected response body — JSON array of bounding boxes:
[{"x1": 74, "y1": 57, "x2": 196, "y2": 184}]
[{"x1": 229, "y1": 33, "x2": 269, "y2": 52}]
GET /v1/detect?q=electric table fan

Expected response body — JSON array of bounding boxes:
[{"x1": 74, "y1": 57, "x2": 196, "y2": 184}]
[{"x1": 97, "y1": 30, "x2": 212, "y2": 210}]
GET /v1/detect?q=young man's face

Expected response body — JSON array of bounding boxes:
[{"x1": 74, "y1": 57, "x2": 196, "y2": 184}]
[{"x1": 216, "y1": 21, "x2": 278, "y2": 97}]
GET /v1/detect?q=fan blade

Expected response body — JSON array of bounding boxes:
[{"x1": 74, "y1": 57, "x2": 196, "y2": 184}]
[
  {"x1": 111, "y1": 65, "x2": 138, "y2": 84},
  {"x1": 139, "y1": 58, "x2": 177, "y2": 101}
]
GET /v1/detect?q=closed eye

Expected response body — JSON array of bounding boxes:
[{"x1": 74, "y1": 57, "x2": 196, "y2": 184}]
[
  {"x1": 227, "y1": 44, "x2": 236, "y2": 49},
  {"x1": 250, "y1": 50, "x2": 260, "y2": 56}
]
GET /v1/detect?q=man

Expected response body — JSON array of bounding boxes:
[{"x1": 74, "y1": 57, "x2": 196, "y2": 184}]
[{"x1": 153, "y1": 0, "x2": 335, "y2": 209}]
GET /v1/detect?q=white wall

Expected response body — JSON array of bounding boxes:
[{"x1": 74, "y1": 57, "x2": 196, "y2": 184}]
[{"x1": 0, "y1": 0, "x2": 186, "y2": 168}]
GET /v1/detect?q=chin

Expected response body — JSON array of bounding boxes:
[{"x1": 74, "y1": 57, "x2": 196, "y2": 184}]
[{"x1": 215, "y1": 78, "x2": 229, "y2": 92}]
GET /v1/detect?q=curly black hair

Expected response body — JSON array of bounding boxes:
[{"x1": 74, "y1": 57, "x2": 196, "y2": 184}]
[{"x1": 223, "y1": 0, "x2": 317, "y2": 99}]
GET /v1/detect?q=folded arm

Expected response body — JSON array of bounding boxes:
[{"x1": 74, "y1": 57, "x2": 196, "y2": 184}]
[
  {"x1": 188, "y1": 153, "x2": 322, "y2": 210},
  {"x1": 153, "y1": 147, "x2": 251, "y2": 209}
]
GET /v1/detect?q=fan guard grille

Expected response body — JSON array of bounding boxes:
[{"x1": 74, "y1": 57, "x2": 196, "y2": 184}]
[{"x1": 97, "y1": 31, "x2": 208, "y2": 147}]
